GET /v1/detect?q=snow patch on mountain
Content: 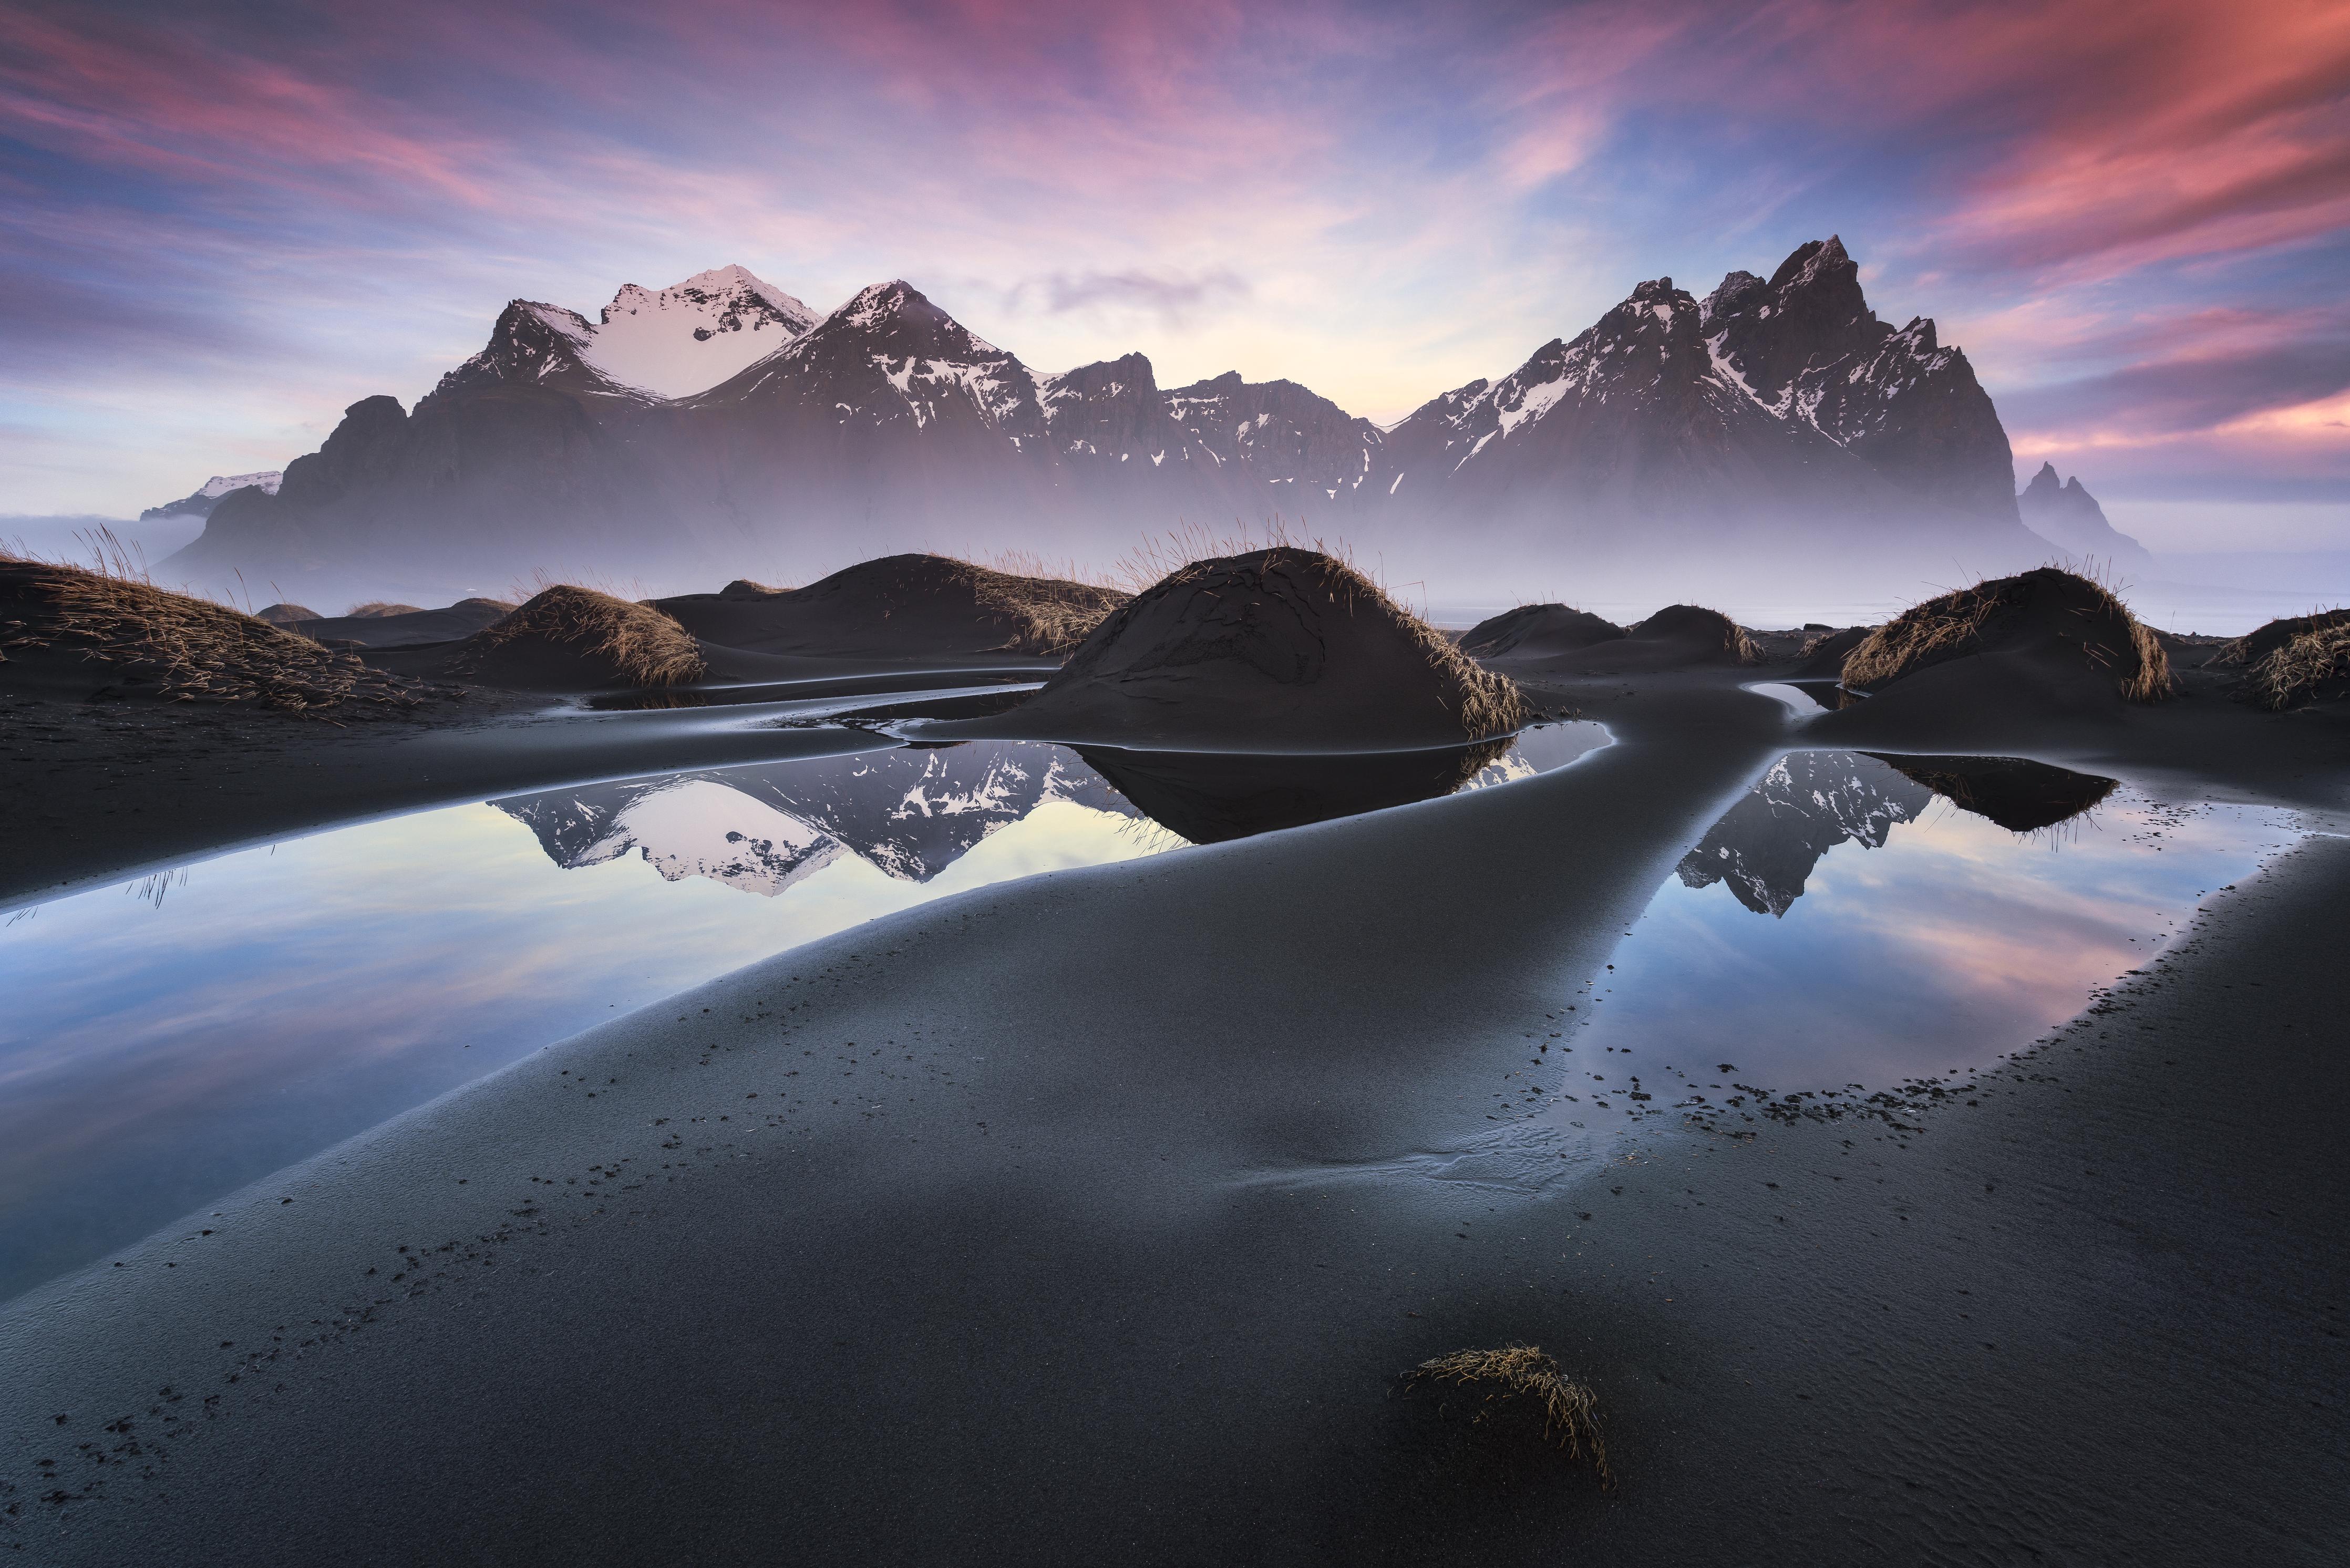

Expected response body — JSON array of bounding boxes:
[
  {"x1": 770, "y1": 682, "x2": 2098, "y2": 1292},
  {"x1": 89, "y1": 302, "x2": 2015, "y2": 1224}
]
[
  {"x1": 582, "y1": 265, "x2": 819, "y2": 398},
  {"x1": 140, "y1": 470, "x2": 285, "y2": 520}
]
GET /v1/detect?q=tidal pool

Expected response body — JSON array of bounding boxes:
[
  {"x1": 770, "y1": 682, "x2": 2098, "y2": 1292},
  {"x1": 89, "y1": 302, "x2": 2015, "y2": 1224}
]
[
  {"x1": 0, "y1": 724, "x2": 1605, "y2": 1302},
  {"x1": 1526, "y1": 750, "x2": 2302, "y2": 1136}
]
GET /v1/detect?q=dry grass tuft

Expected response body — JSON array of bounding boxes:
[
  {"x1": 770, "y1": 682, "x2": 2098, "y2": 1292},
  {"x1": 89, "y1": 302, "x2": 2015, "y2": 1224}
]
[
  {"x1": 2241, "y1": 618, "x2": 2350, "y2": 710},
  {"x1": 1841, "y1": 567, "x2": 2170, "y2": 702},
  {"x1": 955, "y1": 559, "x2": 1130, "y2": 656},
  {"x1": 0, "y1": 553, "x2": 426, "y2": 717},
  {"x1": 1404, "y1": 1345, "x2": 1612, "y2": 1486},
  {"x1": 458, "y1": 585, "x2": 708, "y2": 687},
  {"x1": 2211, "y1": 607, "x2": 2350, "y2": 668}
]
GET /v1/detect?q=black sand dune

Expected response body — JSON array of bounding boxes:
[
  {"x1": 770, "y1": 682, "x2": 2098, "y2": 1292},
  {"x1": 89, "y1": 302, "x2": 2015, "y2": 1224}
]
[
  {"x1": 1457, "y1": 603, "x2": 1626, "y2": 660},
  {"x1": 1787, "y1": 624, "x2": 1873, "y2": 679},
  {"x1": 652, "y1": 554, "x2": 1127, "y2": 661},
  {"x1": 0, "y1": 559, "x2": 424, "y2": 714},
  {"x1": 379, "y1": 585, "x2": 707, "y2": 693},
  {"x1": 1840, "y1": 567, "x2": 2170, "y2": 711},
  {"x1": 1484, "y1": 603, "x2": 1761, "y2": 676},
  {"x1": 291, "y1": 596, "x2": 514, "y2": 648},
  {"x1": 957, "y1": 547, "x2": 1527, "y2": 750},
  {"x1": 4, "y1": 688, "x2": 2345, "y2": 1565}
]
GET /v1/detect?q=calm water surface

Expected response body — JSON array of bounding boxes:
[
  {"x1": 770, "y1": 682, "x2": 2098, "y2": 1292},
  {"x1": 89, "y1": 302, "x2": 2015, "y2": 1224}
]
[
  {"x1": 0, "y1": 724, "x2": 1605, "y2": 1301},
  {"x1": 1522, "y1": 750, "x2": 2301, "y2": 1135}
]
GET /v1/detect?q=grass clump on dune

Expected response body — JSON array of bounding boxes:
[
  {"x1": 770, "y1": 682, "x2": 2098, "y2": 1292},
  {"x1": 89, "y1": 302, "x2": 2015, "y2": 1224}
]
[
  {"x1": 952, "y1": 555, "x2": 1130, "y2": 656},
  {"x1": 457, "y1": 585, "x2": 708, "y2": 688},
  {"x1": 1841, "y1": 566, "x2": 2170, "y2": 702},
  {"x1": 2239, "y1": 618, "x2": 2350, "y2": 710},
  {"x1": 1083, "y1": 545, "x2": 1528, "y2": 739},
  {"x1": 0, "y1": 556, "x2": 424, "y2": 716},
  {"x1": 1404, "y1": 1344, "x2": 1612, "y2": 1487},
  {"x1": 2210, "y1": 608, "x2": 2350, "y2": 672}
]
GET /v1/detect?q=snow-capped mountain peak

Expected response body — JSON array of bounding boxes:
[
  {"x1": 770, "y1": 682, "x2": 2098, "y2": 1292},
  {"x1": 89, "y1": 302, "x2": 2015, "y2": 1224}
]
[
  {"x1": 589, "y1": 264, "x2": 819, "y2": 397},
  {"x1": 433, "y1": 266, "x2": 822, "y2": 404},
  {"x1": 197, "y1": 470, "x2": 282, "y2": 499},
  {"x1": 139, "y1": 469, "x2": 285, "y2": 521}
]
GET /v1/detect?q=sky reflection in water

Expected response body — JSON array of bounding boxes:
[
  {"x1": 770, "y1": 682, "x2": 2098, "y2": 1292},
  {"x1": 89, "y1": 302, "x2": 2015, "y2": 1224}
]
[{"x1": 1547, "y1": 751, "x2": 2300, "y2": 1125}]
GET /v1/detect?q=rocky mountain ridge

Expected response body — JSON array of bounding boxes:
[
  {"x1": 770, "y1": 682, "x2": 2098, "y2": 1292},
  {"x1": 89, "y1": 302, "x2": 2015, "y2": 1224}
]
[{"x1": 164, "y1": 243, "x2": 2066, "y2": 601}]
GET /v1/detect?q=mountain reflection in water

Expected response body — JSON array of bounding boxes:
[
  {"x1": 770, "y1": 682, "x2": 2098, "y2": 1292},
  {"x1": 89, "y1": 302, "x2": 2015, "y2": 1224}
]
[
  {"x1": 494, "y1": 723, "x2": 1610, "y2": 889},
  {"x1": 1677, "y1": 751, "x2": 2121, "y2": 917},
  {"x1": 494, "y1": 742, "x2": 1138, "y2": 894}
]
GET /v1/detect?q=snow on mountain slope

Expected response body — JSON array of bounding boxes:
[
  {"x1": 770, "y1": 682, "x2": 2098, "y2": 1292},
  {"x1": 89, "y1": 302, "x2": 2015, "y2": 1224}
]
[
  {"x1": 585, "y1": 265, "x2": 819, "y2": 398},
  {"x1": 139, "y1": 470, "x2": 285, "y2": 520}
]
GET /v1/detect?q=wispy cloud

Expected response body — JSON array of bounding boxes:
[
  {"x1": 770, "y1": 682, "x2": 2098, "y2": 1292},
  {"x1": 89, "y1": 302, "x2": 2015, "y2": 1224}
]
[
  {"x1": 1004, "y1": 269, "x2": 1252, "y2": 328},
  {"x1": 0, "y1": 0, "x2": 2342, "y2": 535}
]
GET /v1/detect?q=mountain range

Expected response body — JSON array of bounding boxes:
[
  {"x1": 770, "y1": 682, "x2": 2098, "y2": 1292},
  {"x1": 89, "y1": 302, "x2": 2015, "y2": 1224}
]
[{"x1": 157, "y1": 238, "x2": 2088, "y2": 603}]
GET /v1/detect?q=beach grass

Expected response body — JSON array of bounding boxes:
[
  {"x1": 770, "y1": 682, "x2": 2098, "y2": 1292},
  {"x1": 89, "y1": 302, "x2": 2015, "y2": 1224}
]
[
  {"x1": 1841, "y1": 566, "x2": 2170, "y2": 701},
  {"x1": 459, "y1": 584, "x2": 708, "y2": 687},
  {"x1": 1404, "y1": 1344, "x2": 1612, "y2": 1486}
]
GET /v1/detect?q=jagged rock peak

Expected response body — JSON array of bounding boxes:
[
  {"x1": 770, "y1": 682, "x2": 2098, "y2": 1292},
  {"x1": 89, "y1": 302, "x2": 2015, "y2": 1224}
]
[
  {"x1": 1700, "y1": 270, "x2": 1766, "y2": 324},
  {"x1": 605, "y1": 264, "x2": 815, "y2": 332}
]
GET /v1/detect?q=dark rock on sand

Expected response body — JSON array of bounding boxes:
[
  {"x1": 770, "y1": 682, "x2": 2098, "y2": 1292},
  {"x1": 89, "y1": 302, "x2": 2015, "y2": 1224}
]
[
  {"x1": 652, "y1": 554, "x2": 1126, "y2": 661},
  {"x1": 1458, "y1": 604, "x2": 1626, "y2": 661},
  {"x1": 993, "y1": 548, "x2": 1528, "y2": 749}
]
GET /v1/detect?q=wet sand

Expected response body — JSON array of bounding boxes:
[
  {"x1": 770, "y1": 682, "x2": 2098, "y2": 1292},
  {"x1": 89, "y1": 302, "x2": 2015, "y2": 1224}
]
[{"x1": 4, "y1": 673, "x2": 2345, "y2": 1564}]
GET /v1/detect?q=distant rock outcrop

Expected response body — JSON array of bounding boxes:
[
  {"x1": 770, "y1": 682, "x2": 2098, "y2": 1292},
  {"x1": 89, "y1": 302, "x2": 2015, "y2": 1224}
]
[{"x1": 2016, "y1": 463, "x2": 2157, "y2": 577}]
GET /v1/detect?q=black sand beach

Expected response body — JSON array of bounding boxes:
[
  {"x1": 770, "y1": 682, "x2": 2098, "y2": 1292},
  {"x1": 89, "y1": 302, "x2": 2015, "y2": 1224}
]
[{"x1": 4, "y1": 639, "x2": 2346, "y2": 1562}]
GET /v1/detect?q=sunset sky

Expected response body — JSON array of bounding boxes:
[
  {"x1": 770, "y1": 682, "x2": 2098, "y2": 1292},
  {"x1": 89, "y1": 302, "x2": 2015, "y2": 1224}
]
[{"x1": 4, "y1": 0, "x2": 2345, "y2": 551}]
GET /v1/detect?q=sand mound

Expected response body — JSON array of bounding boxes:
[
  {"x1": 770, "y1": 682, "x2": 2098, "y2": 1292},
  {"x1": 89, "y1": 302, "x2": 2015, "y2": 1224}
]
[
  {"x1": 346, "y1": 601, "x2": 427, "y2": 618},
  {"x1": 292, "y1": 596, "x2": 518, "y2": 649},
  {"x1": 0, "y1": 560, "x2": 423, "y2": 715},
  {"x1": 255, "y1": 602, "x2": 323, "y2": 626},
  {"x1": 1532, "y1": 602, "x2": 1762, "y2": 675},
  {"x1": 447, "y1": 586, "x2": 706, "y2": 692},
  {"x1": 1792, "y1": 625, "x2": 1874, "y2": 678},
  {"x1": 993, "y1": 548, "x2": 1526, "y2": 749},
  {"x1": 2236, "y1": 618, "x2": 2350, "y2": 710},
  {"x1": 1633, "y1": 605, "x2": 1763, "y2": 664},
  {"x1": 655, "y1": 554, "x2": 1127, "y2": 659},
  {"x1": 1871, "y1": 754, "x2": 2119, "y2": 832},
  {"x1": 1458, "y1": 603, "x2": 1626, "y2": 660},
  {"x1": 1842, "y1": 568, "x2": 2170, "y2": 703}
]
